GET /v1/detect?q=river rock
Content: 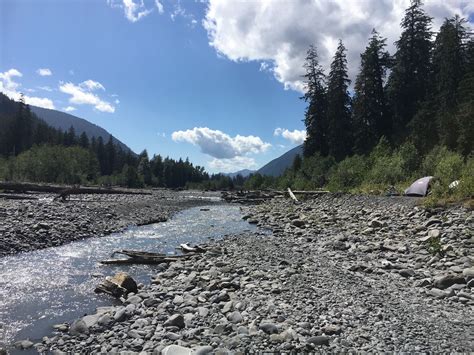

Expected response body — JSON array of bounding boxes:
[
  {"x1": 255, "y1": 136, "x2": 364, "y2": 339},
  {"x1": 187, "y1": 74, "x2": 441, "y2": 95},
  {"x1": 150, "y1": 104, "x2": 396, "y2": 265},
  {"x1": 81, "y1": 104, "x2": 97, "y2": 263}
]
[
  {"x1": 161, "y1": 344, "x2": 192, "y2": 355},
  {"x1": 14, "y1": 340, "x2": 34, "y2": 349},
  {"x1": 462, "y1": 267, "x2": 474, "y2": 281},
  {"x1": 260, "y1": 323, "x2": 279, "y2": 334},
  {"x1": 307, "y1": 336, "x2": 330, "y2": 346},
  {"x1": 164, "y1": 314, "x2": 185, "y2": 329},
  {"x1": 433, "y1": 273, "x2": 466, "y2": 289},
  {"x1": 69, "y1": 319, "x2": 89, "y2": 335}
]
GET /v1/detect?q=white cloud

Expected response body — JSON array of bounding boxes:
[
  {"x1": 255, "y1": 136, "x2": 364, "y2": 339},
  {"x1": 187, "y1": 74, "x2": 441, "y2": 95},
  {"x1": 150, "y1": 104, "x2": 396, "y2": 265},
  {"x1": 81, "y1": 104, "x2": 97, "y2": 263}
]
[
  {"x1": 274, "y1": 127, "x2": 306, "y2": 145},
  {"x1": 170, "y1": 1, "x2": 196, "y2": 26},
  {"x1": 171, "y1": 127, "x2": 271, "y2": 159},
  {"x1": 25, "y1": 97, "x2": 55, "y2": 109},
  {"x1": 204, "y1": 0, "x2": 473, "y2": 92},
  {"x1": 36, "y1": 68, "x2": 52, "y2": 76},
  {"x1": 108, "y1": 0, "x2": 153, "y2": 22},
  {"x1": 81, "y1": 79, "x2": 105, "y2": 91},
  {"x1": 208, "y1": 156, "x2": 257, "y2": 173},
  {"x1": 63, "y1": 106, "x2": 76, "y2": 112},
  {"x1": 38, "y1": 86, "x2": 53, "y2": 92},
  {"x1": 0, "y1": 68, "x2": 55, "y2": 109},
  {"x1": 59, "y1": 80, "x2": 115, "y2": 113},
  {"x1": 155, "y1": 0, "x2": 164, "y2": 14}
]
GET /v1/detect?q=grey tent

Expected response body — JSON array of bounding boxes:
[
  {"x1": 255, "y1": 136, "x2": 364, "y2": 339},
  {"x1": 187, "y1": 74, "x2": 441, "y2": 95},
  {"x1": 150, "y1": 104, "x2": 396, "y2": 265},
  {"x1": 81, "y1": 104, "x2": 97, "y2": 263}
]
[{"x1": 404, "y1": 176, "x2": 434, "y2": 196}]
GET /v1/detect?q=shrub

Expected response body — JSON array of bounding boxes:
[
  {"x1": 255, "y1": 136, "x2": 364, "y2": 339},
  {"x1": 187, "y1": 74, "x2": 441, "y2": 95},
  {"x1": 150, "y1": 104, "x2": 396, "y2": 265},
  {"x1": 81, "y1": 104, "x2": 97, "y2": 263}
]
[{"x1": 327, "y1": 155, "x2": 368, "y2": 191}]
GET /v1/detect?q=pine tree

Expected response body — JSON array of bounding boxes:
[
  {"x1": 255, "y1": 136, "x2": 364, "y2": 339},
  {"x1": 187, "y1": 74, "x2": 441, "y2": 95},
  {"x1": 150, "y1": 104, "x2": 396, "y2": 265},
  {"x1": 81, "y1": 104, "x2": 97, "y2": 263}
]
[
  {"x1": 105, "y1": 135, "x2": 116, "y2": 175},
  {"x1": 326, "y1": 40, "x2": 352, "y2": 161},
  {"x1": 432, "y1": 16, "x2": 468, "y2": 149},
  {"x1": 302, "y1": 45, "x2": 328, "y2": 157},
  {"x1": 386, "y1": 0, "x2": 433, "y2": 141},
  {"x1": 456, "y1": 38, "x2": 474, "y2": 155},
  {"x1": 79, "y1": 132, "x2": 89, "y2": 148},
  {"x1": 353, "y1": 29, "x2": 391, "y2": 154}
]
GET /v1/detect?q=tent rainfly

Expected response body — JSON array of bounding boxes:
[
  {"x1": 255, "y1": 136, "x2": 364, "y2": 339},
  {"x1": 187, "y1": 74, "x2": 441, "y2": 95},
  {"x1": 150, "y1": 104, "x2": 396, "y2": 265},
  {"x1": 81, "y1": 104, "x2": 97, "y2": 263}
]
[{"x1": 404, "y1": 176, "x2": 434, "y2": 197}]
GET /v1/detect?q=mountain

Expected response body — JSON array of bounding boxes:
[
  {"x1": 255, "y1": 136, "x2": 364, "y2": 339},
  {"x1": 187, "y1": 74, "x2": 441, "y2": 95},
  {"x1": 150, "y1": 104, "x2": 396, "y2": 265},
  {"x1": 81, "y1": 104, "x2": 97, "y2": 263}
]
[
  {"x1": 257, "y1": 145, "x2": 303, "y2": 177},
  {"x1": 224, "y1": 169, "x2": 256, "y2": 178},
  {"x1": 30, "y1": 106, "x2": 133, "y2": 153}
]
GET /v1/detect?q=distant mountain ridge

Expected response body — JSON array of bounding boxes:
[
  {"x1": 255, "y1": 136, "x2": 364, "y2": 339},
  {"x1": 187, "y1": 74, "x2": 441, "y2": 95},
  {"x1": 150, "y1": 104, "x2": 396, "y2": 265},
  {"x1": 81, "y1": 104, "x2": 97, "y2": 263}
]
[
  {"x1": 30, "y1": 106, "x2": 133, "y2": 153},
  {"x1": 257, "y1": 145, "x2": 303, "y2": 177},
  {"x1": 224, "y1": 169, "x2": 256, "y2": 178}
]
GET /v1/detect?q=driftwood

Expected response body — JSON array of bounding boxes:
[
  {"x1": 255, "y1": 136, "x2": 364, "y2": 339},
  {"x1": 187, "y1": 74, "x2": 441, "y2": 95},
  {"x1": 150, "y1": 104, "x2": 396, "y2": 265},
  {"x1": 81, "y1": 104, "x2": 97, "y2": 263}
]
[
  {"x1": 95, "y1": 272, "x2": 138, "y2": 298},
  {"x1": 0, "y1": 193, "x2": 39, "y2": 200},
  {"x1": 179, "y1": 243, "x2": 206, "y2": 253},
  {"x1": 222, "y1": 189, "x2": 329, "y2": 204},
  {"x1": 100, "y1": 249, "x2": 195, "y2": 265},
  {"x1": 0, "y1": 181, "x2": 151, "y2": 200},
  {"x1": 287, "y1": 187, "x2": 298, "y2": 202}
]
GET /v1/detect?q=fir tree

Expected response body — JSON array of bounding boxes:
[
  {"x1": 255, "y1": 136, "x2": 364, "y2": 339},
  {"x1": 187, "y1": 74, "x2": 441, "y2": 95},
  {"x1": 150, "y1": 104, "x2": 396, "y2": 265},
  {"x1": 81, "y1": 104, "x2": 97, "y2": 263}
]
[
  {"x1": 326, "y1": 40, "x2": 352, "y2": 161},
  {"x1": 353, "y1": 29, "x2": 391, "y2": 154},
  {"x1": 386, "y1": 0, "x2": 433, "y2": 141},
  {"x1": 302, "y1": 45, "x2": 328, "y2": 157},
  {"x1": 432, "y1": 16, "x2": 468, "y2": 149}
]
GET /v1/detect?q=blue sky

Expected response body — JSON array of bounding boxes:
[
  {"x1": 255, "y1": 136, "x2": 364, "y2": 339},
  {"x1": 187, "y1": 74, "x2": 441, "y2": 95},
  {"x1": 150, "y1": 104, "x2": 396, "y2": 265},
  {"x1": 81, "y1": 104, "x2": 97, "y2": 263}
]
[{"x1": 1, "y1": 0, "x2": 473, "y2": 172}]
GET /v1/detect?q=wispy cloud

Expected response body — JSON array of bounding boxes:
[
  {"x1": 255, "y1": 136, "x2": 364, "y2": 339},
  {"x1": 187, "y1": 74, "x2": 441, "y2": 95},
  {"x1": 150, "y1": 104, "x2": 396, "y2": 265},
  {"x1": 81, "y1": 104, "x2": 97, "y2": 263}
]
[
  {"x1": 108, "y1": 0, "x2": 154, "y2": 23},
  {"x1": 59, "y1": 79, "x2": 115, "y2": 113},
  {"x1": 63, "y1": 106, "x2": 76, "y2": 112},
  {"x1": 36, "y1": 68, "x2": 52, "y2": 76},
  {"x1": 155, "y1": 0, "x2": 164, "y2": 14}
]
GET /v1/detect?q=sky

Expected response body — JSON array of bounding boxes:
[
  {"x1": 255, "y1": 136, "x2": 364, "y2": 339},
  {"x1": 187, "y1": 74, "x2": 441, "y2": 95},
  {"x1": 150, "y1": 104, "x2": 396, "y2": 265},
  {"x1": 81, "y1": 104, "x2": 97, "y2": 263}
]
[{"x1": 1, "y1": 0, "x2": 473, "y2": 173}]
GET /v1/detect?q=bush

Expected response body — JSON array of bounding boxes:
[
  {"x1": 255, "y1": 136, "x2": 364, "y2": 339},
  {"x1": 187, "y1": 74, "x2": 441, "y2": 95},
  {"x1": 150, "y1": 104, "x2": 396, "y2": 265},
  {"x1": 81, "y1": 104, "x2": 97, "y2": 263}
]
[{"x1": 327, "y1": 155, "x2": 368, "y2": 191}]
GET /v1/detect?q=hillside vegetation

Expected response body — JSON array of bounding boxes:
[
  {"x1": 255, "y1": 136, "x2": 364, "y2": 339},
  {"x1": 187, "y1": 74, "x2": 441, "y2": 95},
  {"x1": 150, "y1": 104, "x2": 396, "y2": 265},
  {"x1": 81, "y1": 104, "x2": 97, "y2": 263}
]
[{"x1": 245, "y1": 1, "x2": 473, "y2": 204}]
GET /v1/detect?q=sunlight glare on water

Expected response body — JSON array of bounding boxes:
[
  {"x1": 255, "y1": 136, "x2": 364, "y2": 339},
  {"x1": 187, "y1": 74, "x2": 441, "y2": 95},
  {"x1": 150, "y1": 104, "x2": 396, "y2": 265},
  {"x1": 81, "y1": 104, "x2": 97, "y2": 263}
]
[{"x1": 0, "y1": 205, "x2": 255, "y2": 347}]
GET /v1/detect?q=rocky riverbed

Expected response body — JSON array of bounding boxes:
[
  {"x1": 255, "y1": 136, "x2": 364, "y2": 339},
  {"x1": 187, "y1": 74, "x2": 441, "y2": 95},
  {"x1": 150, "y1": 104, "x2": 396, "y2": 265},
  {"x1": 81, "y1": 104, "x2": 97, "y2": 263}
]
[
  {"x1": 0, "y1": 190, "x2": 221, "y2": 257},
  {"x1": 14, "y1": 194, "x2": 474, "y2": 353}
]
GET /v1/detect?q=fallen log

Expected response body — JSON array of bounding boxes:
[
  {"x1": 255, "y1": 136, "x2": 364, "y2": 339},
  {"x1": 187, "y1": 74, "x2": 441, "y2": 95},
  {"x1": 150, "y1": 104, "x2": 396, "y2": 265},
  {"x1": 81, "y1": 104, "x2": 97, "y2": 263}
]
[
  {"x1": 100, "y1": 249, "x2": 196, "y2": 265},
  {"x1": 287, "y1": 187, "x2": 298, "y2": 202},
  {"x1": 0, "y1": 193, "x2": 39, "y2": 200},
  {"x1": 0, "y1": 181, "x2": 152, "y2": 197}
]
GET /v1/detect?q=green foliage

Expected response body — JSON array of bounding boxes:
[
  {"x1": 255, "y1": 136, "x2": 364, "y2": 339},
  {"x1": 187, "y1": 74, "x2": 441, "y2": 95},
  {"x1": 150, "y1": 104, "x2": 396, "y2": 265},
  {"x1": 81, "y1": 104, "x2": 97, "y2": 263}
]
[
  {"x1": 426, "y1": 236, "x2": 444, "y2": 256},
  {"x1": 6, "y1": 145, "x2": 99, "y2": 184},
  {"x1": 327, "y1": 155, "x2": 368, "y2": 191}
]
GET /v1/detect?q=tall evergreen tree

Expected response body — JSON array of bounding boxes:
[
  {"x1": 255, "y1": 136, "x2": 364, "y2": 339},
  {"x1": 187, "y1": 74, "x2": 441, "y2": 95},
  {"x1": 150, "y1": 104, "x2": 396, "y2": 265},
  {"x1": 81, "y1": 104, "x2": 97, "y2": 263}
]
[
  {"x1": 301, "y1": 45, "x2": 328, "y2": 157},
  {"x1": 386, "y1": 0, "x2": 433, "y2": 141},
  {"x1": 105, "y1": 135, "x2": 116, "y2": 175},
  {"x1": 78, "y1": 132, "x2": 89, "y2": 148},
  {"x1": 456, "y1": 38, "x2": 474, "y2": 155},
  {"x1": 432, "y1": 16, "x2": 468, "y2": 149},
  {"x1": 326, "y1": 40, "x2": 352, "y2": 161},
  {"x1": 353, "y1": 29, "x2": 391, "y2": 154}
]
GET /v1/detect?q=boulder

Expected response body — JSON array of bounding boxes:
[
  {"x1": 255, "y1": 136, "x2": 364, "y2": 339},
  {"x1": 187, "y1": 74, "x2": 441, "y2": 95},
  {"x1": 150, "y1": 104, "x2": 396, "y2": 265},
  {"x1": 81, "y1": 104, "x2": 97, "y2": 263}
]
[
  {"x1": 164, "y1": 314, "x2": 185, "y2": 329},
  {"x1": 433, "y1": 273, "x2": 466, "y2": 290}
]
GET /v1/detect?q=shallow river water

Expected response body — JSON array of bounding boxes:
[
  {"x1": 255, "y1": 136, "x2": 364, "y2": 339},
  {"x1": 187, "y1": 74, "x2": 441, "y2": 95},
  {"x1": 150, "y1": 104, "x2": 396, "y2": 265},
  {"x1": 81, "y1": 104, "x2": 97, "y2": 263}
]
[{"x1": 0, "y1": 204, "x2": 256, "y2": 349}]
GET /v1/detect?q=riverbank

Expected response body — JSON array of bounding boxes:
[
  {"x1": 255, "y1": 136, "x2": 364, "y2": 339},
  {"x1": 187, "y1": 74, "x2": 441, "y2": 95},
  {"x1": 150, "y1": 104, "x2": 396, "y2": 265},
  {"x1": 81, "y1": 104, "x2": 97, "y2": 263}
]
[
  {"x1": 29, "y1": 193, "x2": 473, "y2": 353},
  {"x1": 0, "y1": 190, "x2": 221, "y2": 257}
]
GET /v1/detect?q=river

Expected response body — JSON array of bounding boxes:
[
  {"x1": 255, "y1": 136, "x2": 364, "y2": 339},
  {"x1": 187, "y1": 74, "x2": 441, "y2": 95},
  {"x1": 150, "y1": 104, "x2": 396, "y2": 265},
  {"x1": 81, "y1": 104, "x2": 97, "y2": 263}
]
[{"x1": 0, "y1": 204, "x2": 256, "y2": 351}]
